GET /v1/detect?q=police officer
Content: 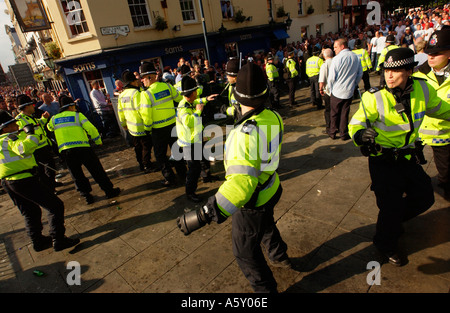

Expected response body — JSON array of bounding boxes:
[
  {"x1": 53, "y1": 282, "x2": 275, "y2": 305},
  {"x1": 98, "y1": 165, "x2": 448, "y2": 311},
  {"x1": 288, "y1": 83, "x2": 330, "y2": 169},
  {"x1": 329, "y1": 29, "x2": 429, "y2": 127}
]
[
  {"x1": 306, "y1": 46, "x2": 324, "y2": 110},
  {"x1": 266, "y1": 53, "x2": 281, "y2": 109},
  {"x1": 376, "y1": 34, "x2": 399, "y2": 87},
  {"x1": 177, "y1": 63, "x2": 290, "y2": 293},
  {"x1": 285, "y1": 47, "x2": 299, "y2": 106},
  {"x1": 353, "y1": 39, "x2": 373, "y2": 91},
  {"x1": 118, "y1": 70, "x2": 155, "y2": 173},
  {"x1": 175, "y1": 76, "x2": 218, "y2": 203},
  {"x1": 139, "y1": 61, "x2": 187, "y2": 187},
  {"x1": 15, "y1": 94, "x2": 59, "y2": 193},
  {"x1": 0, "y1": 110, "x2": 79, "y2": 252},
  {"x1": 221, "y1": 57, "x2": 241, "y2": 122},
  {"x1": 348, "y1": 48, "x2": 450, "y2": 266},
  {"x1": 47, "y1": 96, "x2": 120, "y2": 204},
  {"x1": 415, "y1": 27, "x2": 450, "y2": 200}
]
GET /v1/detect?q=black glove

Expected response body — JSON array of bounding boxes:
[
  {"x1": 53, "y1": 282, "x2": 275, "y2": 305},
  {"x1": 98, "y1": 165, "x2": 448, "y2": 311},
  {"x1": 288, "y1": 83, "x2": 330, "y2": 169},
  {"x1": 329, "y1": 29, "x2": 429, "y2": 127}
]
[
  {"x1": 22, "y1": 124, "x2": 35, "y2": 135},
  {"x1": 361, "y1": 128, "x2": 378, "y2": 143},
  {"x1": 177, "y1": 206, "x2": 212, "y2": 236}
]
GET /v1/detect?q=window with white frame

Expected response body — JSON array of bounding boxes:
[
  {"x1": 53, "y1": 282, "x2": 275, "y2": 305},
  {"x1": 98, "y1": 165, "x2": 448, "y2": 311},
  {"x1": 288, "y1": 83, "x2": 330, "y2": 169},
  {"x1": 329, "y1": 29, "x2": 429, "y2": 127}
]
[
  {"x1": 298, "y1": 0, "x2": 303, "y2": 15},
  {"x1": 60, "y1": 0, "x2": 89, "y2": 37},
  {"x1": 179, "y1": 0, "x2": 197, "y2": 22},
  {"x1": 128, "y1": 0, "x2": 152, "y2": 27}
]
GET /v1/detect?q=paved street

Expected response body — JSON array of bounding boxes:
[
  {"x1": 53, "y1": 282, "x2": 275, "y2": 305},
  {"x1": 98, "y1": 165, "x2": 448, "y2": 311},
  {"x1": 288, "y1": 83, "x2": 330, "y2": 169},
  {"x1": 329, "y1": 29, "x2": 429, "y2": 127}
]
[{"x1": 1, "y1": 74, "x2": 449, "y2": 295}]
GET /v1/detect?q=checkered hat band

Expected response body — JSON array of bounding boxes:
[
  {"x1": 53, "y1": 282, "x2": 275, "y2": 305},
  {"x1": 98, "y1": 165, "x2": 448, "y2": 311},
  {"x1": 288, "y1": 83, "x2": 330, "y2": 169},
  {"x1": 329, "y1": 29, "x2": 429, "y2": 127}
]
[{"x1": 384, "y1": 56, "x2": 415, "y2": 68}]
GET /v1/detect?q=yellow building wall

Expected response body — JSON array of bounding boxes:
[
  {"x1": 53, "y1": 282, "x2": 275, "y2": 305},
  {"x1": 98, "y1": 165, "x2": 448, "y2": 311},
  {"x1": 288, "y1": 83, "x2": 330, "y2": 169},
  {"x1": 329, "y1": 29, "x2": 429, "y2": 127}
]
[{"x1": 43, "y1": 0, "x2": 276, "y2": 58}]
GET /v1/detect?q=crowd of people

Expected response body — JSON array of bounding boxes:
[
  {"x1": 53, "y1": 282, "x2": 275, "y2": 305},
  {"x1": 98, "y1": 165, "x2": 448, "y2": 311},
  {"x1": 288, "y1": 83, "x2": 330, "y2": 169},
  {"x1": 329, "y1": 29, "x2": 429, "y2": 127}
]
[{"x1": 1, "y1": 3, "x2": 449, "y2": 293}]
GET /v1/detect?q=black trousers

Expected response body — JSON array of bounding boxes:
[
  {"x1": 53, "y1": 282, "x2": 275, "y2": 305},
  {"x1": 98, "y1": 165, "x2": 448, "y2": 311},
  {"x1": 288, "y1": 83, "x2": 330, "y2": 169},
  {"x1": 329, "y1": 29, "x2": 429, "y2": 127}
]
[
  {"x1": 323, "y1": 94, "x2": 331, "y2": 133},
  {"x1": 369, "y1": 155, "x2": 434, "y2": 253},
  {"x1": 131, "y1": 133, "x2": 153, "y2": 169},
  {"x1": 431, "y1": 144, "x2": 450, "y2": 190},
  {"x1": 362, "y1": 70, "x2": 371, "y2": 91},
  {"x1": 268, "y1": 80, "x2": 280, "y2": 107},
  {"x1": 62, "y1": 147, "x2": 114, "y2": 197},
  {"x1": 99, "y1": 111, "x2": 120, "y2": 137},
  {"x1": 329, "y1": 95, "x2": 352, "y2": 137},
  {"x1": 309, "y1": 75, "x2": 322, "y2": 107},
  {"x1": 152, "y1": 124, "x2": 186, "y2": 182},
  {"x1": 34, "y1": 145, "x2": 56, "y2": 192},
  {"x1": 232, "y1": 185, "x2": 287, "y2": 293},
  {"x1": 183, "y1": 142, "x2": 210, "y2": 194},
  {"x1": 2, "y1": 176, "x2": 65, "y2": 240},
  {"x1": 286, "y1": 77, "x2": 297, "y2": 105}
]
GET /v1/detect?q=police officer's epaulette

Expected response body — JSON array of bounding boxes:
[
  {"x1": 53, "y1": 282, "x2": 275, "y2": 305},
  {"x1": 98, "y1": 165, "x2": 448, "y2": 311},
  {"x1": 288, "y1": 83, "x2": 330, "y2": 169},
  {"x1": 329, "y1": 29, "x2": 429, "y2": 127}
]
[
  {"x1": 412, "y1": 76, "x2": 427, "y2": 81},
  {"x1": 241, "y1": 119, "x2": 257, "y2": 134},
  {"x1": 368, "y1": 87, "x2": 380, "y2": 93}
]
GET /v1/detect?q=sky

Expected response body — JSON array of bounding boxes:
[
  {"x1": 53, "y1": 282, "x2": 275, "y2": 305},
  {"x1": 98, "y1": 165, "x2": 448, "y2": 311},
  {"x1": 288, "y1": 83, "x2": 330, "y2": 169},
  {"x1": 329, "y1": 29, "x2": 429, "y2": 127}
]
[{"x1": 0, "y1": 1, "x2": 17, "y2": 71}]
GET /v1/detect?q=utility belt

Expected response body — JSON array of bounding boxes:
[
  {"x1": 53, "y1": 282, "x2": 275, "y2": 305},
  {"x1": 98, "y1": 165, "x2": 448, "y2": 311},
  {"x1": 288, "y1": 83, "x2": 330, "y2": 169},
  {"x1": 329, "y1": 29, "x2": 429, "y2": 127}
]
[
  {"x1": 243, "y1": 172, "x2": 276, "y2": 210},
  {"x1": 370, "y1": 146, "x2": 425, "y2": 164},
  {"x1": 1, "y1": 166, "x2": 38, "y2": 182}
]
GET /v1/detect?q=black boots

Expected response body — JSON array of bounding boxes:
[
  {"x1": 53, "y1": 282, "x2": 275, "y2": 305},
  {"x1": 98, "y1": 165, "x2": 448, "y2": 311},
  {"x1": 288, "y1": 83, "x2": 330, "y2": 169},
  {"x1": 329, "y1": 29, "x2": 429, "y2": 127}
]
[
  {"x1": 32, "y1": 235, "x2": 53, "y2": 252},
  {"x1": 53, "y1": 236, "x2": 80, "y2": 252}
]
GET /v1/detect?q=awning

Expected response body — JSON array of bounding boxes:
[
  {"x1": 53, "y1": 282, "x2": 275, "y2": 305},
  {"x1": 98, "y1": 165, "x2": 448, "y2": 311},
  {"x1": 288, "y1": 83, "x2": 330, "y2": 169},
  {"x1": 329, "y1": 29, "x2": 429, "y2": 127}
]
[{"x1": 273, "y1": 29, "x2": 290, "y2": 40}]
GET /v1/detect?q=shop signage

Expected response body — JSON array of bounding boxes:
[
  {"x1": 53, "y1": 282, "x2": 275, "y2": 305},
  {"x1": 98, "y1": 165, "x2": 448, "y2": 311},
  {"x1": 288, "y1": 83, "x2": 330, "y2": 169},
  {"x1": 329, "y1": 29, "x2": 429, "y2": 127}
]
[
  {"x1": 165, "y1": 45, "x2": 184, "y2": 54},
  {"x1": 73, "y1": 62, "x2": 96, "y2": 73},
  {"x1": 240, "y1": 34, "x2": 252, "y2": 40},
  {"x1": 100, "y1": 25, "x2": 130, "y2": 36}
]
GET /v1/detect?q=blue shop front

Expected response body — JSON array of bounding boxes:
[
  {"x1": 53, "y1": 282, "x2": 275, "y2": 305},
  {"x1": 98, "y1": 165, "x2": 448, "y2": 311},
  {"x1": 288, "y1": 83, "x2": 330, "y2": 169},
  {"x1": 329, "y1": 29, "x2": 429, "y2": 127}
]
[{"x1": 56, "y1": 24, "x2": 289, "y2": 117}]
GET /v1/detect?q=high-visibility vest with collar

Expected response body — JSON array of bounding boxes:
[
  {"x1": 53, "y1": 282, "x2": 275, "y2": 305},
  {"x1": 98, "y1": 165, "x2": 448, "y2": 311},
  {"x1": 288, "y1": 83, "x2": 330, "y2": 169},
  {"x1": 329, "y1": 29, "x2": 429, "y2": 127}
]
[
  {"x1": 214, "y1": 108, "x2": 284, "y2": 219},
  {"x1": 15, "y1": 113, "x2": 50, "y2": 149},
  {"x1": 376, "y1": 44, "x2": 399, "y2": 71},
  {"x1": 349, "y1": 78, "x2": 450, "y2": 155},
  {"x1": 0, "y1": 131, "x2": 39, "y2": 180},
  {"x1": 266, "y1": 63, "x2": 279, "y2": 81},
  {"x1": 305, "y1": 56, "x2": 323, "y2": 77},
  {"x1": 140, "y1": 82, "x2": 182, "y2": 130},
  {"x1": 415, "y1": 68, "x2": 450, "y2": 146},
  {"x1": 47, "y1": 111, "x2": 102, "y2": 153},
  {"x1": 353, "y1": 48, "x2": 373, "y2": 72},
  {"x1": 286, "y1": 58, "x2": 298, "y2": 78},
  {"x1": 118, "y1": 87, "x2": 146, "y2": 136},
  {"x1": 175, "y1": 97, "x2": 208, "y2": 147}
]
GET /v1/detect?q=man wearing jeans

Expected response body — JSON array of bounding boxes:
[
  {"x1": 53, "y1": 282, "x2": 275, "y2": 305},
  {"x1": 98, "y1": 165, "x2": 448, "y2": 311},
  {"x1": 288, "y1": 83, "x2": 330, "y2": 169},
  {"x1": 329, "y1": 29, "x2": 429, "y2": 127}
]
[{"x1": 327, "y1": 38, "x2": 363, "y2": 140}]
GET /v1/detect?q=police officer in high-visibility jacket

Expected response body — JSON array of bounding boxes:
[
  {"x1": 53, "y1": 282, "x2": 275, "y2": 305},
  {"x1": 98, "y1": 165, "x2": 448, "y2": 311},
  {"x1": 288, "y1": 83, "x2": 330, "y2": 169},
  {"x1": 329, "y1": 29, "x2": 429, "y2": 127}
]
[
  {"x1": 15, "y1": 94, "x2": 59, "y2": 193},
  {"x1": 175, "y1": 76, "x2": 218, "y2": 203},
  {"x1": 415, "y1": 27, "x2": 450, "y2": 200},
  {"x1": 177, "y1": 63, "x2": 290, "y2": 293},
  {"x1": 139, "y1": 61, "x2": 187, "y2": 187},
  {"x1": 266, "y1": 53, "x2": 281, "y2": 109},
  {"x1": 285, "y1": 47, "x2": 299, "y2": 106},
  {"x1": 348, "y1": 48, "x2": 450, "y2": 266},
  {"x1": 0, "y1": 110, "x2": 79, "y2": 252},
  {"x1": 221, "y1": 57, "x2": 241, "y2": 122},
  {"x1": 306, "y1": 46, "x2": 324, "y2": 109},
  {"x1": 376, "y1": 34, "x2": 399, "y2": 87},
  {"x1": 353, "y1": 39, "x2": 373, "y2": 91},
  {"x1": 174, "y1": 65, "x2": 204, "y2": 97},
  {"x1": 47, "y1": 96, "x2": 120, "y2": 205},
  {"x1": 118, "y1": 70, "x2": 154, "y2": 173}
]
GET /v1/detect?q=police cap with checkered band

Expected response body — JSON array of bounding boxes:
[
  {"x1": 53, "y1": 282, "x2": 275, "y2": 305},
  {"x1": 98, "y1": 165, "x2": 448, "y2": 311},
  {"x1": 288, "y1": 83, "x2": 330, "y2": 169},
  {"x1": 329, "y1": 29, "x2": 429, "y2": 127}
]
[{"x1": 381, "y1": 47, "x2": 418, "y2": 70}]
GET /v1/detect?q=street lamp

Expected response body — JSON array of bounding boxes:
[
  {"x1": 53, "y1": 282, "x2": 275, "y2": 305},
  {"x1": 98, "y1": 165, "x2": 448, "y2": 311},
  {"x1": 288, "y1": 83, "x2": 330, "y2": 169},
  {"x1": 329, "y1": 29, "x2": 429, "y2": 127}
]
[{"x1": 285, "y1": 13, "x2": 292, "y2": 30}]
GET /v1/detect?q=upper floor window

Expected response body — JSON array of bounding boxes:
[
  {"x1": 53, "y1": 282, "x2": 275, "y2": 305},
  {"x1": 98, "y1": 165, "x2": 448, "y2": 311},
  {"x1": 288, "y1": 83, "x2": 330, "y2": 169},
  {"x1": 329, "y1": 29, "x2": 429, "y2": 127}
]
[
  {"x1": 220, "y1": 1, "x2": 234, "y2": 19},
  {"x1": 60, "y1": 0, "x2": 89, "y2": 36},
  {"x1": 128, "y1": 0, "x2": 151, "y2": 27},
  {"x1": 179, "y1": 0, "x2": 197, "y2": 22},
  {"x1": 298, "y1": 0, "x2": 304, "y2": 15}
]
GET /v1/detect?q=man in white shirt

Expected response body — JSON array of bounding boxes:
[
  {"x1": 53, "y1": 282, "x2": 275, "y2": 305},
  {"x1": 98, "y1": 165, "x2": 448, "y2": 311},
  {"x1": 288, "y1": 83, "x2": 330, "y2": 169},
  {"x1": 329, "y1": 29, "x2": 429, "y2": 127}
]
[
  {"x1": 375, "y1": 33, "x2": 386, "y2": 73},
  {"x1": 318, "y1": 48, "x2": 334, "y2": 135},
  {"x1": 394, "y1": 20, "x2": 406, "y2": 44},
  {"x1": 369, "y1": 32, "x2": 379, "y2": 71},
  {"x1": 90, "y1": 81, "x2": 119, "y2": 138},
  {"x1": 414, "y1": 24, "x2": 426, "y2": 41}
]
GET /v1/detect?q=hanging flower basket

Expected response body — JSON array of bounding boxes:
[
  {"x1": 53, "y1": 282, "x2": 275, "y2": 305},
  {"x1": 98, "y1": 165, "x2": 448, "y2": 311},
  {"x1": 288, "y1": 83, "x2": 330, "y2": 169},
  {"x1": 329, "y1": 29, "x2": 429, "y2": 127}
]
[{"x1": 155, "y1": 16, "x2": 168, "y2": 31}]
